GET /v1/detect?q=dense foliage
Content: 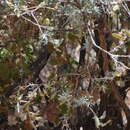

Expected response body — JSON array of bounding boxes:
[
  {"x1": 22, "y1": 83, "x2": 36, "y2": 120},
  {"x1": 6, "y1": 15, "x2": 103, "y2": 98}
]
[{"x1": 0, "y1": 0, "x2": 130, "y2": 130}]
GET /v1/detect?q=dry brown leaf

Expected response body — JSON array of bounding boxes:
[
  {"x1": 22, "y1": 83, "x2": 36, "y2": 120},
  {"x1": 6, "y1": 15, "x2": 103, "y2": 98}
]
[
  {"x1": 24, "y1": 118, "x2": 33, "y2": 130},
  {"x1": 44, "y1": 102, "x2": 60, "y2": 123}
]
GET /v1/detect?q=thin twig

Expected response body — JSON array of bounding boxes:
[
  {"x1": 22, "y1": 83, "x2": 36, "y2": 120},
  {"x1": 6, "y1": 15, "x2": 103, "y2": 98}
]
[{"x1": 88, "y1": 27, "x2": 130, "y2": 70}]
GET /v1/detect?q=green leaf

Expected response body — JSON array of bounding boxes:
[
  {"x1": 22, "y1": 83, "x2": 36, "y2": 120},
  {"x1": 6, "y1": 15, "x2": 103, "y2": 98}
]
[
  {"x1": 68, "y1": 32, "x2": 79, "y2": 41},
  {"x1": 59, "y1": 103, "x2": 68, "y2": 114},
  {"x1": 112, "y1": 33, "x2": 124, "y2": 40},
  {"x1": 35, "y1": 94, "x2": 42, "y2": 104},
  {"x1": 122, "y1": 29, "x2": 130, "y2": 37}
]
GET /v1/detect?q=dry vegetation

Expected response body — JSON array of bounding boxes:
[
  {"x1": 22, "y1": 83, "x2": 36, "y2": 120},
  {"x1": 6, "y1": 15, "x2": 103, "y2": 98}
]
[{"x1": 0, "y1": 0, "x2": 130, "y2": 130}]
